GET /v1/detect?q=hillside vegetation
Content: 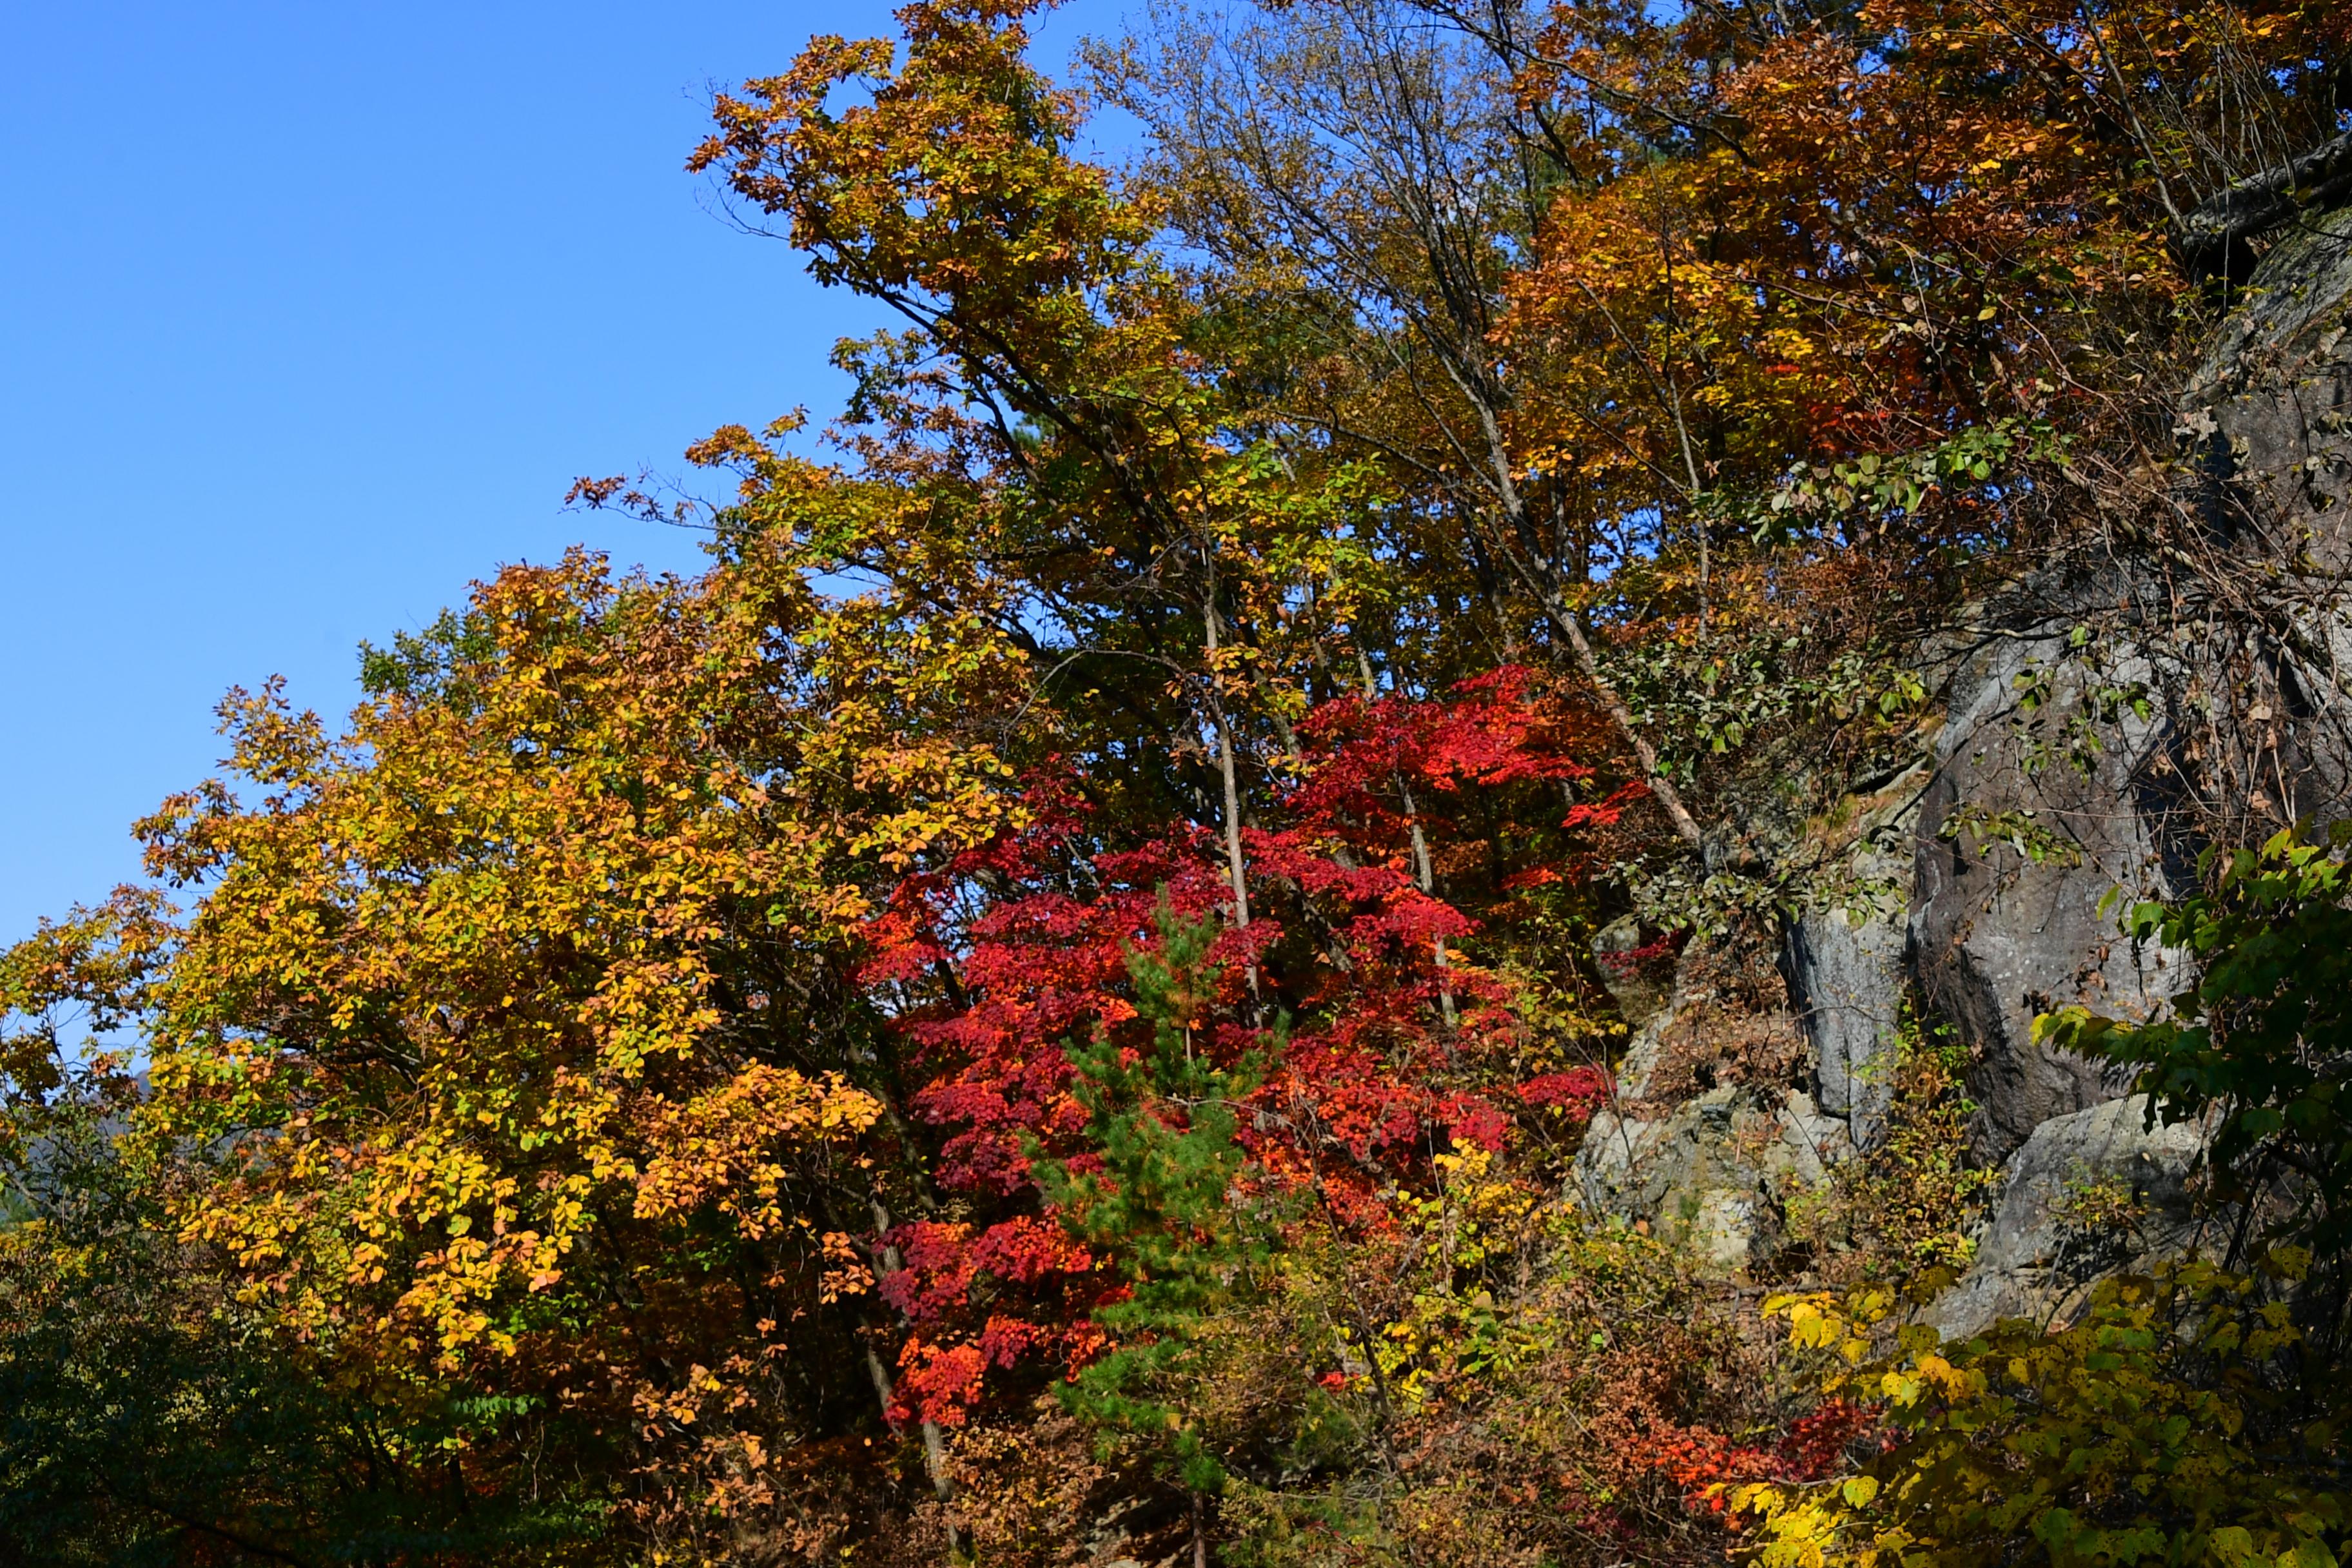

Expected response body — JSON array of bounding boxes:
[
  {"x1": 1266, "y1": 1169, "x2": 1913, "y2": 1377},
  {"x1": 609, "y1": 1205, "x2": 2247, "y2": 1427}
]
[{"x1": 4, "y1": 1, "x2": 2350, "y2": 1563}]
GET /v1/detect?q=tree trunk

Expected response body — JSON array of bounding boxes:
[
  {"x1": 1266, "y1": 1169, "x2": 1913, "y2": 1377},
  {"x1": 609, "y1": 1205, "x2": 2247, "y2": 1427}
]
[
  {"x1": 864, "y1": 1197, "x2": 961, "y2": 1549},
  {"x1": 1541, "y1": 594, "x2": 1707, "y2": 851},
  {"x1": 1356, "y1": 647, "x2": 1458, "y2": 1026},
  {"x1": 1203, "y1": 589, "x2": 1260, "y2": 1005}
]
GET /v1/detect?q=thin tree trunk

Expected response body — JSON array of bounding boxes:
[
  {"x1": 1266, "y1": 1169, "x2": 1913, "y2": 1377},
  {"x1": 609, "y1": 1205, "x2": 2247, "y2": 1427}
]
[
  {"x1": 1400, "y1": 781, "x2": 1458, "y2": 1030},
  {"x1": 1540, "y1": 594, "x2": 1707, "y2": 850},
  {"x1": 1204, "y1": 602, "x2": 1251, "y2": 928},
  {"x1": 865, "y1": 1198, "x2": 961, "y2": 1549},
  {"x1": 1453, "y1": 368, "x2": 1709, "y2": 856},
  {"x1": 1357, "y1": 649, "x2": 1458, "y2": 1026},
  {"x1": 1202, "y1": 586, "x2": 1260, "y2": 1004}
]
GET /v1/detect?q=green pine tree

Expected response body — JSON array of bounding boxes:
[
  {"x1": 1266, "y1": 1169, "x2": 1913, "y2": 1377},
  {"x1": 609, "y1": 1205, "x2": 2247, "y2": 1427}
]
[{"x1": 1035, "y1": 894, "x2": 1279, "y2": 1515}]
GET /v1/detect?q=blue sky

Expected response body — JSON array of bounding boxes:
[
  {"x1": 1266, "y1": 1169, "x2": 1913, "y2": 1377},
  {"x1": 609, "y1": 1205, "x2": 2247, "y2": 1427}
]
[{"x1": 0, "y1": 1, "x2": 1124, "y2": 944}]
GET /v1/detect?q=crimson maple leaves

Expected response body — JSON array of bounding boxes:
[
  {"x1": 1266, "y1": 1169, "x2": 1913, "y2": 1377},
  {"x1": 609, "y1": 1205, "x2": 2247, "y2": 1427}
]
[{"x1": 861, "y1": 667, "x2": 1627, "y2": 1425}]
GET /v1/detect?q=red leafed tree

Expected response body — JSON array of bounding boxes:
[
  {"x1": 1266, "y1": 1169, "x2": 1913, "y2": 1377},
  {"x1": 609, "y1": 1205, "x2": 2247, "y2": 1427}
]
[{"x1": 859, "y1": 667, "x2": 1630, "y2": 1423}]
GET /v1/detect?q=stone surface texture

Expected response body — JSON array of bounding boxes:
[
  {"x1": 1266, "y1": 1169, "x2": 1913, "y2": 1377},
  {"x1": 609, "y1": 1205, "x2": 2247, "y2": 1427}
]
[
  {"x1": 1908, "y1": 620, "x2": 2183, "y2": 1162},
  {"x1": 1784, "y1": 768, "x2": 1925, "y2": 1151},
  {"x1": 1928, "y1": 1097, "x2": 2210, "y2": 1340},
  {"x1": 1578, "y1": 1086, "x2": 1854, "y2": 1270},
  {"x1": 1581, "y1": 201, "x2": 2352, "y2": 1311}
]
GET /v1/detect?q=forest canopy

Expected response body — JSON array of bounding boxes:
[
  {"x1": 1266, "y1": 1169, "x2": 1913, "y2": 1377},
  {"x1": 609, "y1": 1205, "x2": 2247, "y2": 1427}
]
[{"x1": 3, "y1": 0, "x2": 2349, "y2": 1563}]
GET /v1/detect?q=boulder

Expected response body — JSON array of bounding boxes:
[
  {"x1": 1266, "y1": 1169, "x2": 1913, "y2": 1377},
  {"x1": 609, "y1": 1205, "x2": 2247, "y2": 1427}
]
[
  {"x1": 1927, "y1": 1095, "x2": 2209, "y2": 1340},
  {"x1": 1576, "y1": 1086, "x2": 1853, "y2": 1272},
  {"x1": 1909, "y1": 619, "x2": 2186, "y2": 1162},
  {"x1": 1787, "y1": 908, "x2": 1905, "y2": 1148}
]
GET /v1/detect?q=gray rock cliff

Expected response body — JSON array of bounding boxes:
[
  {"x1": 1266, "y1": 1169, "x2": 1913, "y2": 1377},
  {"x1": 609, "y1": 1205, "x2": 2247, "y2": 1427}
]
[
  {"x1": 1577, "y1": 198, "x2": 2352, "y2": 1320},
  {"x1": 1909, "y1": 615, "x2": 2183, "y2": 1162}
]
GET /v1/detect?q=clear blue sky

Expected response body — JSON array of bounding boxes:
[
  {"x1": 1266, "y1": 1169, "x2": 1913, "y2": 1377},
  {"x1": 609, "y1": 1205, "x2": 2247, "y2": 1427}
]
[{"x1": 0, "y1": 1, "x2": 1124, "y2": 945}]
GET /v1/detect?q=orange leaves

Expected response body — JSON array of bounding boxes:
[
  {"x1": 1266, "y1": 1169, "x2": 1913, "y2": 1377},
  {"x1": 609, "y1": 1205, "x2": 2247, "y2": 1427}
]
[
  {"x1": 1499, "y1": 0, "x2": 2276, "y2": 575},
  {"x1": 691, "y1": 0, "x2": 1144, "y2": 337},
  {"x1": 632, "y1": 1065, "x2": 883, "y2": 1240},
  {"x1": 79, "y1": 536, "x2": 1032, "y2": 1515}
]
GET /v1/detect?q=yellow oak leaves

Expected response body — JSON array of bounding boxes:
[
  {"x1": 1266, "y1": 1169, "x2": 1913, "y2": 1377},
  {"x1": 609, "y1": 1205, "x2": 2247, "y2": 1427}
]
[{"x1": 123, "y1": 547, "x2": 1014, "y2": 1391}]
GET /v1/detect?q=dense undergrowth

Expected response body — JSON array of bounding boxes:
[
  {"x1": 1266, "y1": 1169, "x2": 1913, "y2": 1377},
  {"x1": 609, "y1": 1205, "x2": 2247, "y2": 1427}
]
[{"x1": 3, "y1": 0, "x2": 2350, "y2": 1562}]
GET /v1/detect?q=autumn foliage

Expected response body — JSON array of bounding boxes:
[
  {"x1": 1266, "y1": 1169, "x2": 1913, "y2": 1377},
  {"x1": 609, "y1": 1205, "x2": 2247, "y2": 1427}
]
[{"x1": 3, "y1": 0, "x2": 2347, "y2": 1562}]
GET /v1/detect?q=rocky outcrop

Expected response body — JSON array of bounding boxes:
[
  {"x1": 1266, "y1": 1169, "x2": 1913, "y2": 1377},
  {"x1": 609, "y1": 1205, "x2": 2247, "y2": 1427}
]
[
  {"x1": 2185, "y1": 200, "x2": 2352, "y2": 480},
  {"x1": 1909, "y1": 616, "x2": 2186, "y2": 1162},
  {"x1": 1578, "y1": 1086, "x2": 1852, "y2": 1270},
  {"x1": 1928, "y1": 1096, "x2": 2210, "y2": 1340},
  {"x1": 1574, "y1": 934, "x2": 1847, "y2": 1269},
  {"x1": 1587, "y1": 200, "x2": 2352, "y2": 1304},
  {"x1": 1783, "y1": 767, "x2": 1924, "y2": 1152},
  {"x1": 2179, "y1": 201, "x2": 2352, "y2": 829},
  {"x1": 1910, "y1": 206, "x2": 2352, "y2": 1164},
  {"x1": 1567, "y1": 198, "x2": 2352, "y2": 1318},
  {"x1": 1897, "y1": 210, "x2": 2352, "y2": 1309},
  {"x1": 1785, "y1": 908, "x2": 1905, "y2": 1149}
]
